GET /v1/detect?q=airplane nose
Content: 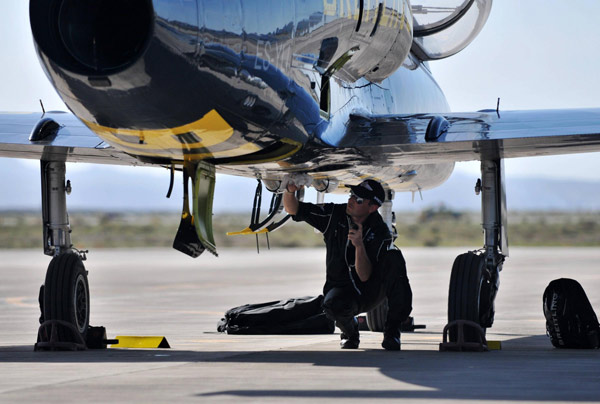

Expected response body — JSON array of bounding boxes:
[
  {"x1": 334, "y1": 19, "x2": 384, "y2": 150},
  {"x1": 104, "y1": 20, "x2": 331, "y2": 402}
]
[{"x1": 30, "y1": 0, "x2": 154, "y2": 75}]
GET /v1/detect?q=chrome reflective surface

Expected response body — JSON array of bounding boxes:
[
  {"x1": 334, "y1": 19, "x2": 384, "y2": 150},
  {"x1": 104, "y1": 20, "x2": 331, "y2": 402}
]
[
  {"x1": 26, "y1": 0, "x2": 500, "y2": 193},
  {"x1": 31, "y1": 0, "x2": 414, "y2": 163}
]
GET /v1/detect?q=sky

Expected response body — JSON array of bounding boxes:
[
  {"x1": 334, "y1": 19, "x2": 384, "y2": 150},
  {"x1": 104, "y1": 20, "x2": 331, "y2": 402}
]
[
  {"x1": 429, "y1": 0, "x2": 600, "y2": 180},
  {"x1": 1, "y1": 1, "x2": 600, "y2": 210}
]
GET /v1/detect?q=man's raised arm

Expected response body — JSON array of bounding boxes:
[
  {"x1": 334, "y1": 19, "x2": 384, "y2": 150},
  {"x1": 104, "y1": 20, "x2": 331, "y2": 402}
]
[{"x1": 283, "y1": 184, "x2": 300, "y2": 216}]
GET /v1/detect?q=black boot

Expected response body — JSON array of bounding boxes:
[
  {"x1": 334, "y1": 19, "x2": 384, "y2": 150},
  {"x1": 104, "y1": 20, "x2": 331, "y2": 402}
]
[
  {"x1": 382, "y1": 326, "x2": 401, "y2": 351},
  {"x1": 339, "y1": 318, "x2": 360, "y2": 349}
]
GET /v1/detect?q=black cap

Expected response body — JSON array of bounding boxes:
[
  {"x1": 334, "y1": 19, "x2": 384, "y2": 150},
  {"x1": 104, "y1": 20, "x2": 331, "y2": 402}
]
[{"x1": 347, "y1": 179, "x2": 385, "y2": 206}]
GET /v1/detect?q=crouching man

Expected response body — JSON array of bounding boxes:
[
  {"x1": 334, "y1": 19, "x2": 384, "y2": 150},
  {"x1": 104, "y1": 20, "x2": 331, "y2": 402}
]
[{"x1": 283, "y1": 178, "x2": 412, "y2": 350}]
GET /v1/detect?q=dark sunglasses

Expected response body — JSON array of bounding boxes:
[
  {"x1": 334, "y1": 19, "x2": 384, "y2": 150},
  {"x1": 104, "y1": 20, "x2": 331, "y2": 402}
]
[{"x1": 349, "y1": 191, "x2": 365, "y2": 205}]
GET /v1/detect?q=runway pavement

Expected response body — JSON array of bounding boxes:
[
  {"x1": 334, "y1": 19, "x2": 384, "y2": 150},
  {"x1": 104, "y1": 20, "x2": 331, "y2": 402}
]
[{"x1": 1, "y1": 247, "x2": 599, "y2": 403}]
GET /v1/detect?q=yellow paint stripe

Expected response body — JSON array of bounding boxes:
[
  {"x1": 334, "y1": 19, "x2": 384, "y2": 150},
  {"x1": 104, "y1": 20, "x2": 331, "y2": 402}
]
[
  {"x1": 402, "y1": 0, "x2": 412, "y2": 32},
  {"x1": 226, "y1": 227, "x2": 269, "y2": 236},
  {"x1": 111, "y1": 336, "x2": 170, "y2": 349},
  {"x1": 85, "y1": 109, "x2": 233, "y2": 146},
  {"x1": 82, "y1": 109, "x2": 302, "y2": 163},
  {"x1": 324, "y1": 0, "x2": 336, "y2": 16},
  {"x1": 380, "y1": 0, "x2": 389, "y2": 27},
  {"x1": 82, "y1": 110, "x2": 262, "y2": 159}
]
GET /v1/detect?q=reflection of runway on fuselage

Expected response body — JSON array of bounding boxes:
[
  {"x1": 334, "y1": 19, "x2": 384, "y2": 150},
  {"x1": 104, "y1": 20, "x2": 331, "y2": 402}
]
[{"x1": 1, "y1": 247, "x2": 599, "y2": 402}]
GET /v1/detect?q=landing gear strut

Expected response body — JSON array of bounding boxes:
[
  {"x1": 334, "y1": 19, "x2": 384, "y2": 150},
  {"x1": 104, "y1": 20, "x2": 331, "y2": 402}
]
[
  {"x1": 448, "y1": 159, "x2": 508, "y2": 341},
  {"x1": 38, "y1": 161, "x2": 90, "y2": 342}
]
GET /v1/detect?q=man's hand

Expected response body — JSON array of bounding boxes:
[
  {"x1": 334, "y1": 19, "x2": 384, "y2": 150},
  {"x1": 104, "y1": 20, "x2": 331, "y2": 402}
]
[
  {"x1": 348, "y1": 223, "x2": 364, "y2": 248},
  {"x1": 281, "y1": 173, "x2": 311, "y2": 193},
  {"x1": 283, "y1": 182, "x2": 302, "y2": 215},
  {"x1": 281, "y1": 173, "x2": 310, "y2": 217},
  {"x1": 350, "y1": 222, "x2": 372, "y2": 282},
  {"x1": 286, "y1": 183, "x2": 302, "y2": 193}
]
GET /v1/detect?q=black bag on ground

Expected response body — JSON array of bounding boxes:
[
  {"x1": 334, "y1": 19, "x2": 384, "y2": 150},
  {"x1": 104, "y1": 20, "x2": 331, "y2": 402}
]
[
  {"x1": 217, "y1": 295, "x2": 335, "y2": 335},
  {"x1": 543, "y1": 278, "x2": 600, "y2": 349}
]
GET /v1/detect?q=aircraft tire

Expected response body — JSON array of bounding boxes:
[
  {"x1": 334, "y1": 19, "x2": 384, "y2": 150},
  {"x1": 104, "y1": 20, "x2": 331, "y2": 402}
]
[
  {"x1": 366, "y1": 298, "x2": 388, "y2": 332},
  {"x1": 447, "y1": 251, "x2": 486, "y2": 342},
  {"x1": 43, "y1": 252, "x2": 90, "y2": 342}
]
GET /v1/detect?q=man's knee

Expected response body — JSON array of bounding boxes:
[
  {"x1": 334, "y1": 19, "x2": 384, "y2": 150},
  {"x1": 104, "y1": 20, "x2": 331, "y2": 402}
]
[
  {"x1": 381, "y1": 250, "x2": 407, "y2": 281},
  {"x1": 322, "y1": 288, "x2": 358, "y2": 320},
  {"x1": 385, "y1": 277, "x2": 413, "y2": 322}
]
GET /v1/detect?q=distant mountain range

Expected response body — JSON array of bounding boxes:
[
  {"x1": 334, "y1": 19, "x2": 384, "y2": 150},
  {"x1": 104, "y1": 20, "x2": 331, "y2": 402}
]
[{"x1": 1, "y1": 157, "x2": 600, "y2": 213}]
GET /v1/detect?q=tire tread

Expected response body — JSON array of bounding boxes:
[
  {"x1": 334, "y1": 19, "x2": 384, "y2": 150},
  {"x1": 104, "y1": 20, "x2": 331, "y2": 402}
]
[
  {"x1": 448, "y1": 251, "x2": 486, "y2": 342},
  {"x1": 43, "y1": 252, "x2": 89, "y2": 342}
]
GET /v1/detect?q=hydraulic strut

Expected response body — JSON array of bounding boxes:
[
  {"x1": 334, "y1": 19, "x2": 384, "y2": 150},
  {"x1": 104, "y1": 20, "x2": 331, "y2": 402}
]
[
  {"x1": 478, "y1": 159, "x2": 507, "y2": 328},
  {"x1": 480, "y1": 159, "x2": 508, "y2": 264},
  {"x1": 41, "y1": 161, "x2": 72, "y2": 256}
]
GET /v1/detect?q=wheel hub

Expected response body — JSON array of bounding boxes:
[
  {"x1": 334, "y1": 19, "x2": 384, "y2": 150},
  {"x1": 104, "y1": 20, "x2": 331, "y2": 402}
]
[{"x1": 74, "y1": 273, "x2": 89, "y2": 333}]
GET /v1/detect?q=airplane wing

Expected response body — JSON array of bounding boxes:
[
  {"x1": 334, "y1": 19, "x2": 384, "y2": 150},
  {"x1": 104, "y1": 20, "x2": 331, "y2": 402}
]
[
  {"x1": 0, "y1": 111, "x2": 146, "y2": 166},
  {"x1": 3, "y1": 108, "x2": 600, "y2": 169},
  {"x1": 334, "y1": 108, "x2": 600, "y2": 165}
]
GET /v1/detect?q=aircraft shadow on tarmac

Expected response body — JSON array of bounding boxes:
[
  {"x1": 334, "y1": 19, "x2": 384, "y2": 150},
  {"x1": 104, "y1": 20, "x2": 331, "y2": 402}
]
[{"x1": 1, "y1": 335, "x2": 599, "y2": 401}]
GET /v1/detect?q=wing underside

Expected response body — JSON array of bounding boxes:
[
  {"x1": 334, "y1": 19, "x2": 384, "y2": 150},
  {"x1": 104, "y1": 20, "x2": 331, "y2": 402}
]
[
  {"x1": 0, "y1": 112, "x2": 145, "y2": 165},
  {"x1": 337, "y1": 108, "x2": 600, "y2": 165}
]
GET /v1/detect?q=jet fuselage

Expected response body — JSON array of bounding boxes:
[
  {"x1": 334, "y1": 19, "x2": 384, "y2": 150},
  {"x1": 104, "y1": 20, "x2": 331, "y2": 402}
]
[{"x1": 29, "y1": 0, "x2": 454, "y2": 191}]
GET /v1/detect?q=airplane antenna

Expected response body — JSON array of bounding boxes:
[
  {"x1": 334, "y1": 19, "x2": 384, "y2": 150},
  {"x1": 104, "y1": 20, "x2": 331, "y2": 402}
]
[
  {"x1": 411, "y1": 188, "x2": 424, "y2": 203},
  {"x1": 39, "y1": 99, "x2": 46, "y2": 117},
  {"x1": 496, "y1": 97, "x2": 501, "y2": 118}
]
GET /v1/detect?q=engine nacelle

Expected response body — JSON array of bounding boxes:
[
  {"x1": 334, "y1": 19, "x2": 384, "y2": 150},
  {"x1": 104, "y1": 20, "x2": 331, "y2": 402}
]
[
  {"x1": 325, "y1": 0, "x2": 413, "y2": 82},
  {"x1": 30, "y1": 0, "x2": 154, "y2": 77},
  {"x1": 30, "y1": 0, "x2": 413, "y2": 90},
  {"x1": 28, "y1": 0, "x2": 413, "y2": 166}
]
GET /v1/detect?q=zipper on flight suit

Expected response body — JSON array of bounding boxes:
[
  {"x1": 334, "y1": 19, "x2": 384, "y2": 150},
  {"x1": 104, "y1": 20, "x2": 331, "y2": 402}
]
[
  {"x1": 345, "y1": 216, "x2": 372, "y2": 296},
  {"x1": 345, "y1": 237, "x2": 361, "y2": 295}
]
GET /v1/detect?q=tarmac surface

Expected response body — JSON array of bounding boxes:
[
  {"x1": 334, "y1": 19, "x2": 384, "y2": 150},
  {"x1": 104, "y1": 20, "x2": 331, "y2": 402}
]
[{"x1": 1, "y1": 247, "x2": 600, "y2": 403}]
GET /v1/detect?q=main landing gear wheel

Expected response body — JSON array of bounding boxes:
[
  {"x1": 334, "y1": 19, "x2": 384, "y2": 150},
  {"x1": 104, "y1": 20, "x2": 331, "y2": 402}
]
[
  {"x1": 366, "y1": 299, "x2": 388, "y2": 332},
  {"x1": 43, "y1": 252, "x2": 90, "y2": 341},
  {"x1": 448, "y1": 251, "x2": 493, "y2": 342}
]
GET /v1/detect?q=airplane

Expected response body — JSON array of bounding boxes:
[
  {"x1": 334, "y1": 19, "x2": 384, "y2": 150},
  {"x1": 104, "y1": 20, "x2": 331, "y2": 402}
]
[{"x1": 2, "y1": 0, "x2": 600, "y2": 346}]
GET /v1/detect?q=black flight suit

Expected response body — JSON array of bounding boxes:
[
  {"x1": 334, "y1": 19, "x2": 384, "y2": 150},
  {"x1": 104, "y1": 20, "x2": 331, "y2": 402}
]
[{"x1": 292, "y1": 201, "x2": 412, "y2": 336}]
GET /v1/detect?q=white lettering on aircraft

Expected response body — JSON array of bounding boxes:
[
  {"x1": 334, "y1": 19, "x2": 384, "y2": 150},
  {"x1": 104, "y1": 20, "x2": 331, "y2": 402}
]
[{"x1": 255, "y1": 40, "x2": 292, "y2": 72}]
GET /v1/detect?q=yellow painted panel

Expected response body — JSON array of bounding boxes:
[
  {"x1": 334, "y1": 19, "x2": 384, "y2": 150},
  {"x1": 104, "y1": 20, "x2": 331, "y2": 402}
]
[{"x1": 324, "y1": 0, "x2": 337, "y2": 16}]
